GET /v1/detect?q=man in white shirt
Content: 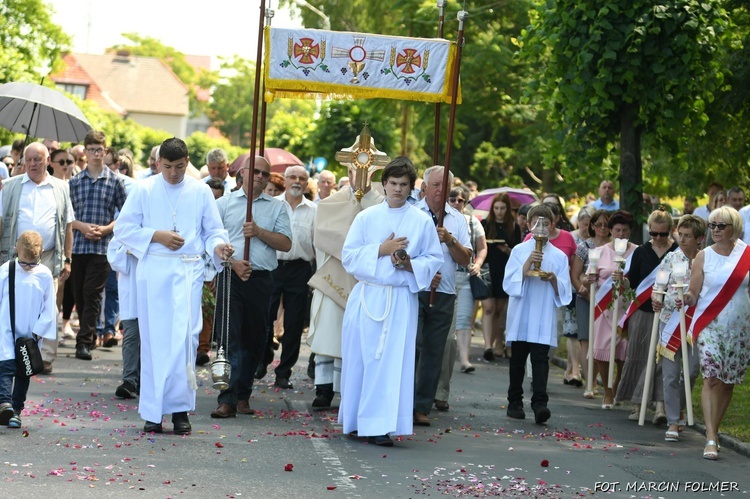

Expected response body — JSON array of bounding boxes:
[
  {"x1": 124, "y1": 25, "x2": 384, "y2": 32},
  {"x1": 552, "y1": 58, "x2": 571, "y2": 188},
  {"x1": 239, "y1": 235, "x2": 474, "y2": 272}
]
[
  {"x1": 314, "y1": 170, "x2": 336, "y2": 203},
  {"x1": 203, "y1": 148, "x2": 236, "y2": 196},
  {"x1": 257, "y1": 165, "x2": 316, "y2": 390},
  {"x1": 0, "y1": 142, "x2": 75, "y2": 373}
]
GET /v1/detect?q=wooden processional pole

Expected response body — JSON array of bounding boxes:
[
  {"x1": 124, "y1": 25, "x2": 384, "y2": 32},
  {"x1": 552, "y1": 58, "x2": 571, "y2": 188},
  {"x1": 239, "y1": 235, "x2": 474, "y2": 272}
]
[
  {"x1": 431, "y1": 0, "x2": 446, "y2": 164},
  {"x1": 259, "y1": 4, "x2": 274, "y2": 155},
  {"x1": 430, "y1": 8, "x2": 468, "y2": 306}
]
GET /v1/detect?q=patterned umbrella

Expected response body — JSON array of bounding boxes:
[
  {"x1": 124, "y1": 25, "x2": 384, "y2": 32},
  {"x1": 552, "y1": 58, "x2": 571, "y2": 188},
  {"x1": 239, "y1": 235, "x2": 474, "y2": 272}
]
[{"x1": 0, "y1": 82, "x2": 92, "y2": 142}]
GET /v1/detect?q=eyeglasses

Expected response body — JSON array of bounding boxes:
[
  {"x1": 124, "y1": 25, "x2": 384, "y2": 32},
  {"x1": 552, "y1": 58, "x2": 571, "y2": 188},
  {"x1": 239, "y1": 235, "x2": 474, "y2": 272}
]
[
  {"x1": 649, "y1": 231, "x2": 669, "y2": 237},
  {"x1": 86, "y1": 147, "x2": 105, "y2": 155},
  {"x1": 54, "y1": 159, "x2": 74, "y2": 166},
  {"x1": 708, "y1": 222, "x2": 729, "y2": 231},
  {"x1": 253, "y1": 168, "x2": 271, "y2": 178},
  {"x1": 592, "y1": 223, "x2": 609, "y2": 229},
  {"x1": 17, "y1": 259, "x2": 41, "y2": 269},
  {"x1": 285, "y1": 174, "x2": 308, "y2": 182},
  {"x1": 25, "y1": 156, "x2": 46, "y2": 164},
  {"x1": 449, "y1": 197, "x2": 466, "y2": 204}
]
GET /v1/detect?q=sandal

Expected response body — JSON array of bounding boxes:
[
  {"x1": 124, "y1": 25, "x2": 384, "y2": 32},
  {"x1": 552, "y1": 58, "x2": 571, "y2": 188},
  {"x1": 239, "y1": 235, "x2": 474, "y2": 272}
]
[
  {"x1": 8, "y1": 414, "x2": 21, "y2": 428},
  {"x1": 460, "y1": 364, "x2": 475, "y2": 374},
  {"x1": 583, "y1": 390, "x2": 595, "y2": 399},
  {"x1": 665, "y1": 426, "x2": 679, "y2": 442},
  {"x1": 703, "y1": 440, "x2": 718, "y2": 460}
]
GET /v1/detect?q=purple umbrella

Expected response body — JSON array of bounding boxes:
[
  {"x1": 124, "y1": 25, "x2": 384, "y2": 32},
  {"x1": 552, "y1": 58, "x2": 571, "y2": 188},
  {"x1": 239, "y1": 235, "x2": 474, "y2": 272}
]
[{"x1": 470, "y1": 187, "x2": 539, "y2": 211}]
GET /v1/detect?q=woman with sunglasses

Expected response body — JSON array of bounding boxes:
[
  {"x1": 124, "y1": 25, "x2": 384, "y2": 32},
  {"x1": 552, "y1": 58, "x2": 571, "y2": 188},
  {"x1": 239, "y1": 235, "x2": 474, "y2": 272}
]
[
  {"x1": 615, "y1": 208, "x2": 677, "y2": 422},
  {"x1": 587, "y1": 210, "x2": 638, "y2": 409},
  {"x1": 571, "y1": 209, "x2": 612, "y2": 397},
  {"x1": 49, "y1": 148, "x2": 75, "y2": 180},
  {"x1": 481, "y1": 193, "x2": 520, "y2": 360},
  {"x1": 678, "y1": 206, "x2": 750, "y2": 460}
]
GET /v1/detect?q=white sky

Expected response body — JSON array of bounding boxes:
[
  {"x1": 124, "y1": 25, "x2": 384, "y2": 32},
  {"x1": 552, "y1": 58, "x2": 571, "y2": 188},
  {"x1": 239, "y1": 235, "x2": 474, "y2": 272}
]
[{"x1": 47, "y1": 0, "x2": 303, "y2": 69}]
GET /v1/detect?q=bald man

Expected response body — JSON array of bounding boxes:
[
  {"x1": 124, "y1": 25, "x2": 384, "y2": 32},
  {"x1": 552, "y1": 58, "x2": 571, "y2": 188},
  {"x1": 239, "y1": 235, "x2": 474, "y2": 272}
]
[{"x1": 315, "y1": 170, "x2": 336, "y2": 203}]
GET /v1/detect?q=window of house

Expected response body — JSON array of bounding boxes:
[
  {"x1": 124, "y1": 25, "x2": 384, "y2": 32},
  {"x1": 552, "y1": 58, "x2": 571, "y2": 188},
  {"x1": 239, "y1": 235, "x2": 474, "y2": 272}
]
[{"x1": 56, "y1": 83, "x2": 88, "y2": 100}]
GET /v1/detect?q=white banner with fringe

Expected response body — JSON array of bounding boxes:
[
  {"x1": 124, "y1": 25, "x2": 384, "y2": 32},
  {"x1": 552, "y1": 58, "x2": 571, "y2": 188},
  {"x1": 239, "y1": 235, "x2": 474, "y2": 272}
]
[{"x1": 264, "y1": 27, "x2": 460, "y2": 104}]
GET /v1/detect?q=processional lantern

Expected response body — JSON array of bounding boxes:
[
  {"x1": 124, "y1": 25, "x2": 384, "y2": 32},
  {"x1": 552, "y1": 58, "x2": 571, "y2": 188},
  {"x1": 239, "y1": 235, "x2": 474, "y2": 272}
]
[{"x1": 335, "y1": 124, "x2": 391, "y2": 202}]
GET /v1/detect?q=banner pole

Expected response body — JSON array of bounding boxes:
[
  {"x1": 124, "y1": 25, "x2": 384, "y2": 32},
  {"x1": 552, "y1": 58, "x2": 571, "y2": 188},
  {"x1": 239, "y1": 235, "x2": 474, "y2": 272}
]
[{"x1": 432, "y1": 0, "x2": 446, "y2": 164}]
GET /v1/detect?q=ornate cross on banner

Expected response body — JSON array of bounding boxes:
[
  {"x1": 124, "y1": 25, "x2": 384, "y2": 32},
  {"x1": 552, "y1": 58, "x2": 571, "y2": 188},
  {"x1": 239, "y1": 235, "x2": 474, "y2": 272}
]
[{"x1": 335, "y1": 124, "x2": 390, "y2": 202}]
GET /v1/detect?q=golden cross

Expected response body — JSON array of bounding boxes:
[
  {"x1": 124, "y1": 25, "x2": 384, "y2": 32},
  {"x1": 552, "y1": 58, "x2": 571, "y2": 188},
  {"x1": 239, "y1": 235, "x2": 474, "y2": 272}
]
[{"x1": 335, "y1": 124, "x2": 391, "y2": 201}]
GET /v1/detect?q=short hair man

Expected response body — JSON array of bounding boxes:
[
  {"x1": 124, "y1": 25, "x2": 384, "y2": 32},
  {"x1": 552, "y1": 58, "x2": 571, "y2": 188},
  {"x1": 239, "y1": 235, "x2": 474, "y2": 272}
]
[
  {"x1": 504, "y1": 204, "x2": 572, "y2": 424},
  {"x1": 210, "y1": 156, "x2": 292, "y2": 418},
  {"x1": 204, "y1": 148, "x2": 236, "y2": 196},
  {"x1": 683, "y1": 196, "x2": 697, "y2": 215},
  {"x1": 115, "y1": 137, "x2": 232, "y2": 434},
  {"x1": 0, "y1": 142, "x2": 75, "y2": 373},
  {"x1": 42, "y1": 139, "x2": 60, "y2": 154},
  {"x1": 315, "y1": 170, "x2": 336, "y2": 203},
  {"x1": 69, "y1": 130, "x2": 128, "y2": 361},
  {"x1": 138, "y1": 146, "x2": 160, "y2": 179},
  {"x1": 412, "y1": 165, "x2": 472, "y2": 426},
  {"x1": 591, "y1": 180, "x2": 619, "y2": 211},
  {"x1": 206, "y1": 177, "x2": 225, "y2": 200},
  {"x1": 727, "y1": 187, "x2": 745, "y2": 211},
  {"x1": 338, "y1": 156, "x2": 443, "y2": 445},
  {"x1": 256, "y1": 165, "x2": 316, "y2": 389},
  {"x1": 70, "y1": 144, "x2": 87, "y2": 173},
  {"x1": 694, "y1": 181, "x2": 724, "y2": 221}
]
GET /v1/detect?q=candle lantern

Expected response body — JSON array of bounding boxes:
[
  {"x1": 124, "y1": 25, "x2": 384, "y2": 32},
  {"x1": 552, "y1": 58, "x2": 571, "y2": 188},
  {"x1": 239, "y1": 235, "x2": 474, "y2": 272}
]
[{"x1": 525, "y1": 216, "x2": 550, "y2": 278}]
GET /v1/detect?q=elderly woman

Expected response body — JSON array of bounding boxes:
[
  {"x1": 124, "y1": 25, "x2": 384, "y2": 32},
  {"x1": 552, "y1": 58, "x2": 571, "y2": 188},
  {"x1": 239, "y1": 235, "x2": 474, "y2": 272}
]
[
  {"x1": 615, "y1": 209, "x2": 678, "y2": 422},
  {"x1": 679, "y1": 206, "x2": 750, "y2": 460},
  {"x1": 588, "y1": 210, "x2": 638, "y2": 409},
  {"x1": 653, "y1": 215, "x2": 706, "y2": 442},
  {"x1": 265, "y1": 172, "x2": 286, "y2": 196},
  {"x1": 570, "y1": 209, "x2": 611, "y2": 396}
]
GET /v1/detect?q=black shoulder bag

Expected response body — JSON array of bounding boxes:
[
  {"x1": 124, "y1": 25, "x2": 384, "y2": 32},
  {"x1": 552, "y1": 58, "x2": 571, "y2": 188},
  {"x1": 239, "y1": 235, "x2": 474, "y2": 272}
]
[
  {"x1": 468, "y1": 217, "x2": 492, "y2": 300},
  {"x1": 11, "y1": 262, "x2": 44, "y2": 377}
]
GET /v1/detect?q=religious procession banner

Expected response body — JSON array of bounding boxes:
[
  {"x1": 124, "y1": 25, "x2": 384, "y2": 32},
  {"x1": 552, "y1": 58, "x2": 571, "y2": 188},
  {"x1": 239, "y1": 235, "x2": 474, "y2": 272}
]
[{"x1": 264, "y1": 27, "x2": 461, "y2": 104}]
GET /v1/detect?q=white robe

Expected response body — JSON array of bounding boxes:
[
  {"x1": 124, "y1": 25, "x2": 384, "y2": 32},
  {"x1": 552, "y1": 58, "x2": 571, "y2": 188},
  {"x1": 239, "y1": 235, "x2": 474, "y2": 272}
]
[
  {"x1": 114, "y1": 175, "x2": 228, "y2": 423},
  {"x1": 503, "y1": 239, "x2": 572, "y2": 347},
  {"x1": 339, "y1": 202, "x2": 443, "y2": 437},
  {"x1": 0, "y1": 261, "x2": 57, "y2": 362}
]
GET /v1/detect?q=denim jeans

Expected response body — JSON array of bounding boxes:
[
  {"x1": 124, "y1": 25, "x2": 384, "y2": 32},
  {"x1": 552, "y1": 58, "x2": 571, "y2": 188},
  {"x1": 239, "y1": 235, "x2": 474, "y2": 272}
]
[
  {"x1": 121, "y1": 319, "x2": 140, "y2": 389},
  {"x1": 0, "y1": 359, "x2": 30, "y2": 413},
  {"x1": 96, "y1": 269, "x2": 119, "y2": 337}
]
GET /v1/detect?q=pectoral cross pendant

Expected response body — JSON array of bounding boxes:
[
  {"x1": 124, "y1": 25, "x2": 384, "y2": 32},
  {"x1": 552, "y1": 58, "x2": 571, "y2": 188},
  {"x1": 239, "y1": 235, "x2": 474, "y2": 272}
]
[{"x1": 172, "y1": 213, "x2": 179, "y2": 234}]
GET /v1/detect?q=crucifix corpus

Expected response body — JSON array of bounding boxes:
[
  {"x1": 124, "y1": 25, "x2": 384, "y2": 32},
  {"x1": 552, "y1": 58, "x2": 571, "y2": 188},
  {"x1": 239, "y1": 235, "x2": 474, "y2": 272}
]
[{"x1": 335, "y1": 124, "x2": 391, "y2": 202}]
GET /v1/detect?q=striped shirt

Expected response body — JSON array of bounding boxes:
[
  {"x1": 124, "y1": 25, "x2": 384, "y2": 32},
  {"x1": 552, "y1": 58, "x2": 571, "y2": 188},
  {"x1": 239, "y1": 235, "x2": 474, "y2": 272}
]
[{"x1": 70, "y1": 167, "x2": 127, "y2": 255}]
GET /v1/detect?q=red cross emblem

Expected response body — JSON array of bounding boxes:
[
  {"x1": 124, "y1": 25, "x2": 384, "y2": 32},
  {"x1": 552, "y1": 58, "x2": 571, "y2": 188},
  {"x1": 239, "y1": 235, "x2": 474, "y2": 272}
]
[
  {"x1": 293, "y1": 38, "x2": 321, "y2": 64},
  {"x1": 395, "y1": 49, "x2": 422, "y2": 74}
]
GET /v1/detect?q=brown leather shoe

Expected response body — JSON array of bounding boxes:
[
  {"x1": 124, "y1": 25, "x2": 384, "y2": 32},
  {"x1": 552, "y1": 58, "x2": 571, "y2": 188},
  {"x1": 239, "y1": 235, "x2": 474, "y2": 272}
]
[
  {"x1": 237, "y1": 400, "x2": 255, "y2": 415},
  {"x1": 210, "y1": 403, "x2": 237, "y2": 418},
  {"x1": 414, "y1": 411, "x2": 431, "y2": 426},
  {"x1": 434, "y1": 399, "x2": 449, "y2": 412}
]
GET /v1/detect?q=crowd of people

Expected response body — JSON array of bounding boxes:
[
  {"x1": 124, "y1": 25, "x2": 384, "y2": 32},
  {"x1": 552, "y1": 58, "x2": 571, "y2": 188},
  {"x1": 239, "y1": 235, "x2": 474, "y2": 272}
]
[{"x1": 0, "y1": 136, "x2": 748, "y2": 460}]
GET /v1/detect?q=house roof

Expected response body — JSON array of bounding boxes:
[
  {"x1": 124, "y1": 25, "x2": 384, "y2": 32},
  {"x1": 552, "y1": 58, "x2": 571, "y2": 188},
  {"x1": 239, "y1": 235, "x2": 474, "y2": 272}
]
[{"x1": 52, "y1": 53, "x2": 189, "y2": 116}]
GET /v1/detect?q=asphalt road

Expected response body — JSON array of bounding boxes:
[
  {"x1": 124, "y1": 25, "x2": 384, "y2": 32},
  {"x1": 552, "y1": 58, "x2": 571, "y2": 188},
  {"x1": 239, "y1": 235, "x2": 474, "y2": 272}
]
[{"x1": 1, "y1": 336, "x2": 748, "y2": 498}]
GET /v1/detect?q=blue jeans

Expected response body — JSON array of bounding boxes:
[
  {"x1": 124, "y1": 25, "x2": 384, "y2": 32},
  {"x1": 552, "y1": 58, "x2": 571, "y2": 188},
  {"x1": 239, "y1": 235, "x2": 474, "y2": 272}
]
[
  {"x1": 96, "y1": 270, "x2": 119, "y2": 337},
  {"x1": 0, "y1": 359, "x2": 30, "y2": 413}
]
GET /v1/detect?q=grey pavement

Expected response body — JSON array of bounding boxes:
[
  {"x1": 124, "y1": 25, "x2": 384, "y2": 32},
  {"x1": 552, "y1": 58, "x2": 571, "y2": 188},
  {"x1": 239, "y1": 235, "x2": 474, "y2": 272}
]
[{"x1": 1, "y1": 334, "x2": 748, "y2": 498}]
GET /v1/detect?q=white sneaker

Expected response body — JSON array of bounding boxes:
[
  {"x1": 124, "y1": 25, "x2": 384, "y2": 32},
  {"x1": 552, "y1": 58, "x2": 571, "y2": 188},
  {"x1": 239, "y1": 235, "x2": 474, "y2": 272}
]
[{"x1": 62, "y1": 323, "x2": 76, "y2": 340}]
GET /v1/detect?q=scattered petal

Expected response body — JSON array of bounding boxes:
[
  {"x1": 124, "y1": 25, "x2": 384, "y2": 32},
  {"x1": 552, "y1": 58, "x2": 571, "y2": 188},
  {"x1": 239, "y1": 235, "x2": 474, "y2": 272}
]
[{"x1": 284, "y1": 463, "x2": 294, "y2": 472}]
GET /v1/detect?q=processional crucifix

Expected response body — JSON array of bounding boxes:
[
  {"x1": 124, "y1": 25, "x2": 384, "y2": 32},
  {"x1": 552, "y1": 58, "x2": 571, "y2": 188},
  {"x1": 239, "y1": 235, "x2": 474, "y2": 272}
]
[{"x1": 334, "y1": 124, "x2": 391, "y2": 201}]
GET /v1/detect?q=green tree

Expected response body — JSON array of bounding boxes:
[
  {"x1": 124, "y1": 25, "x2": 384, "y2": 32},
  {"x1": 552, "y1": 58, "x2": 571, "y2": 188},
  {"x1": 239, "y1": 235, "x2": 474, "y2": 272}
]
[
  {"x1": 208, "y1": 56, "x2": 259, "y2": 147},
  {"x1": 521, "y1": 0, "x2": 730, "y2": 225}
]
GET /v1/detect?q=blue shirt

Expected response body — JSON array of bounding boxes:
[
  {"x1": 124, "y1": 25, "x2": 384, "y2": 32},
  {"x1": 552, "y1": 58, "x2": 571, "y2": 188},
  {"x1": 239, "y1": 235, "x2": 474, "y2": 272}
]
[
  {"x1": 69, "y1": 167, "x2": 127, "y2": 255},
  {"x1": 216, "y1": 190, "x2": 292, "y2": 271},
  {"x1": 591, "y1": 198, "x2": 619, "y2": 211}
]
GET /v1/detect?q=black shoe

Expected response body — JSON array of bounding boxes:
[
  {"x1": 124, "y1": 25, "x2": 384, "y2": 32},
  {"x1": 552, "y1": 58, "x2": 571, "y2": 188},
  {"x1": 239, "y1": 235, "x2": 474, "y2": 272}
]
[
  {"x1": 274, "y1": 377, "x2": 293, "y2": 389},
  {"x1": 483, "y1": 348, "x2": 495, "y2": 361},
  {"x1": 172, "y1": 412, "x2": 191, "y2": 435},
  {"x1": 312, "y1": 383, "x2": 334, "y2": 409},
  {"x1": 255, "y1": 364, "x2": 268, "y2": 380},
  {"x1": 144, "y1": 421, "x2": 163, "y2": 433},
  {"x1": 368, "y1": 435, "x2": 394, "y2": 447},
  {"x1": 196, "y1": 352, "x2": 210, "y2": 366},
  {"x1": 507, "y1": 402, "x2": 525, "y2": 419},
  {"x1": 75, "y1": 344, "x2": 92, "y2": 360},
  {"x1": 116, "y1": 381, "x2": 138, "y2": 399},
  {"x1": 534, "y1": 406, "x2": 551, "y2": 424},
  {"x1": 307, "y1": 353, "x2": 316, "y2": 380}
]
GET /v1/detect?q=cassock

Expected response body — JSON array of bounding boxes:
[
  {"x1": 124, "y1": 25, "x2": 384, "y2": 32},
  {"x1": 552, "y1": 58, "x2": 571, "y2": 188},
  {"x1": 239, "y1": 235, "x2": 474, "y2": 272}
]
[
  {"x1": 0, "y1": 261, "x2": 57, "y2": 362},
  {"x1": 503, "y1": 239, "x2": 572, "y2": 347},
  {"x1": 339, "y1": 201, "x2": 443, "y2": 437},
  {"x1": 114, "y1": 174, "x2": 228, "y2": 423}
]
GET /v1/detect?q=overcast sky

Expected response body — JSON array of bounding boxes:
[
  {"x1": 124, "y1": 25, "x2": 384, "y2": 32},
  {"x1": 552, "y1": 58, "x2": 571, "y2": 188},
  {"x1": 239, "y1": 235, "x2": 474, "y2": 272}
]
[{"x1": 47, "y1": 0, "x2": 303, "y2": 68}]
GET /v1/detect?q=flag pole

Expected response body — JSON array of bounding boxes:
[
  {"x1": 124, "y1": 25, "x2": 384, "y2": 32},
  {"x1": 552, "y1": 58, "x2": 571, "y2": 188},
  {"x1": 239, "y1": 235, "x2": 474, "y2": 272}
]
[
  {"x1": 430, "y1": 8, "x2": 468, "y2": 307},
  {"x1": 259, "y1": 3, "x2": 274, "y2": 155},
  {"x1": 431, "y1": 0, "x2": 446, "y2": 164},
  {"x1": 245, "y1": 0, "x2": 266, "y2": 261}
]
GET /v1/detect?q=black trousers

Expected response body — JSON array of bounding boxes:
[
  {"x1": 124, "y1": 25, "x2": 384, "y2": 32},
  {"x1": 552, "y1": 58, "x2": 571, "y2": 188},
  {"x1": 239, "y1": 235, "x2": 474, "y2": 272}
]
[
  {"x1": 71, "y1": 253, "x2": 111, "y2": 348},
  {"x1": 217, "y1": 270, "x2": 273, "y2": 407},
  {"x1": 263, "y1": 260, "x2": 313, "y2": 380},
  {"x1": 414, "y1": 291, "x2": 456, "y2": 414},
  {"x1": 507, "y1": 341, "x2": 550, "y2": 410}
]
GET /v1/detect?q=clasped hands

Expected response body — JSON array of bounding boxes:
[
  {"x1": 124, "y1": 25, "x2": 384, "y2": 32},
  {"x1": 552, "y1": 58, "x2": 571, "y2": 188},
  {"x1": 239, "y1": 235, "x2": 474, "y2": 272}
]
[{"x1": 381, "y1": 233, "x2": 412, "y2": 272}]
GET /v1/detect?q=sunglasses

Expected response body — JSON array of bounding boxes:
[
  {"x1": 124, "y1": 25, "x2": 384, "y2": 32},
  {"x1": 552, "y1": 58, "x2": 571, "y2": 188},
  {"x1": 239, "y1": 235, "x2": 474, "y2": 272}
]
[
  {"x1": 449, "y1": 197, "x2": 465, "y2": 204},
  {"x1": 54, "y1": 159, "x2": 74, "y2": 166},
  {"x1": 708, "y1": 222, "x2": 729, "y2": 231},
  {"x1": 17, "y1": 259, "x2": 41, "y2": 269},
  {"x1": 254, "y1": 168, "x2": 271, "y2": 178},
  {"x1": 649, "y1": 231, "x2": 669, "y2": 237}
]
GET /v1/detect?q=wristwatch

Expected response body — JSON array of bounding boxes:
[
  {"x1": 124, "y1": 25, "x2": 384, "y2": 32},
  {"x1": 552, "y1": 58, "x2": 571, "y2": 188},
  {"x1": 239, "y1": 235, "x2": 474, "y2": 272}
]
[
  {"x1": 64, "y1": 257, "x2": 72, "y2": 264},
  {"x1": 449, "y1": 237, "x2": 457, "y2": 247}
]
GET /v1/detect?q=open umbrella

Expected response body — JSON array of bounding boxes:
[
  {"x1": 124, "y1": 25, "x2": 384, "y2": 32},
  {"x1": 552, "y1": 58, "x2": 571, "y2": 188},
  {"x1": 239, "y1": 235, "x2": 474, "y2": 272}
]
[
  {"x1": 229, "y1": 147, "x2": 305, "y2": 176},
  {"x1": 469, "y1": 187, "x2": 539, "y2": 221},
  {"x1": 0, "y1": 82, "x2": 92, "y2": 143}
]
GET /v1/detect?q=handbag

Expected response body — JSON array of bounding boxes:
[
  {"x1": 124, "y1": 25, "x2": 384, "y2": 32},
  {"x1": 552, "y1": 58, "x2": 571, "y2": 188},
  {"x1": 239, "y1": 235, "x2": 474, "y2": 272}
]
[
  {"x1": 10, "y1": 262, "x2": 44, "y2": 377},
  {"x1": 468, "y1": 217, "x2": 493, "y2": 300}
]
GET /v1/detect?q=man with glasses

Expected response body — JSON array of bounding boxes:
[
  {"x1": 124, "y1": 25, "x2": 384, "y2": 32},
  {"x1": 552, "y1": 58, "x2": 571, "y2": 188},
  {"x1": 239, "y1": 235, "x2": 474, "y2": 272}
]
[
  {"x1": 210, "y1": 156, "x2": 291, "y2": 418},
  {"x1": 69, "y1": 130, "x2": 127, "y2": 361},
  {"x1": 0, "y1": 156, "x2": 12, "y2": 180},
  {"x1": 257, "y1": 165, "x2": 316, "y2": 389},
  {"x1": 0, "y1": 142, "x2": 75, "y2": 373}
]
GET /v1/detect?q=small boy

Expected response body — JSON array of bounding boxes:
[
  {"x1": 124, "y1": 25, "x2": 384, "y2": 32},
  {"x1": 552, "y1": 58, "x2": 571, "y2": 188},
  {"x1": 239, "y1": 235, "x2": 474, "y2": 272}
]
[{"x1": 0, "y1": 231, "x2": 57, "y2": 428}]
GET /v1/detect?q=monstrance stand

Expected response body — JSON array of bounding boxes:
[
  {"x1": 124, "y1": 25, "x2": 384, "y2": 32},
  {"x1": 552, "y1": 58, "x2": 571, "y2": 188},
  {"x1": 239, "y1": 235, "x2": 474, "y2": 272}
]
[{"x1": 334, "y1": 124, "x2": 391, "y2": 202}]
